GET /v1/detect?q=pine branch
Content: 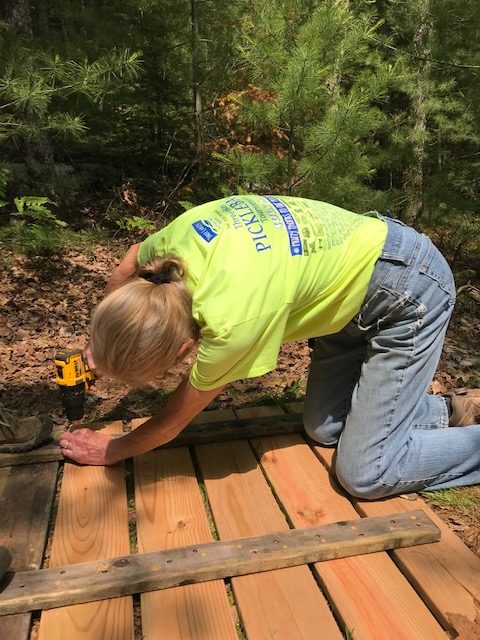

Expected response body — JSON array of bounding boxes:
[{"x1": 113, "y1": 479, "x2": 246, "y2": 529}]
[{"x1": 373, "y1": 38, "x2": 480, "y2": 70}]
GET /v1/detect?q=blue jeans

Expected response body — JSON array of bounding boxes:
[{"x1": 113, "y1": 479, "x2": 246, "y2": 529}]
[{"x1": 304, "y1": 217, "x2": 480, "y2": 498}]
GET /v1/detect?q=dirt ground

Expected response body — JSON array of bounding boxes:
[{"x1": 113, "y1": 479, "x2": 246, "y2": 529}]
[{"x1": 0, "y1": 243, "x2": 479, "y2": 556}]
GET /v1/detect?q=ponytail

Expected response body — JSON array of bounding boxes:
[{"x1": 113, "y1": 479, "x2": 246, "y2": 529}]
[{"x1": 138, "y1": 256, "x2": 185, "y2": 285}]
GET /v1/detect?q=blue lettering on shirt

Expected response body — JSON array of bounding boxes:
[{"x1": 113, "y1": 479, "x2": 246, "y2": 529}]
[
  {"x1": 264, "y1": 196, "x2": 303, "y2": 256},
  {"x1": 225, "y1": 197, "x2": 272, "y2": 252},
  {"x1": 192, "y1": 220, "x2": 218, "y2": 243}
]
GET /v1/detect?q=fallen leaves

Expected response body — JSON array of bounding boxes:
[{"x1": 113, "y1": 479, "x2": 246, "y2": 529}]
[{"x1": 0, "y1": 245, "x2": 121, "y2": 420}]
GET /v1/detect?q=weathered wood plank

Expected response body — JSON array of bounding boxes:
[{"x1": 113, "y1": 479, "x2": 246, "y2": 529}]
[
  {"x1": 314, "y1": 443, "x2": 480, "y2": 637},
  {"x1": 134, "y1": 447, "x2": 238, "y2": 640},
  {"x1": 252, "y1": 435, "x2": 449, "y2": 640},
  {"x1": 0, "y1": 442, "x2": 62, "y2": 467},
  {"x1": 133, "y1": 412, "x2": 304, "y2": 445},
  {"x1": 0, "y1": 511, "x2": 439, "y2": 616},
  {"x1": 37, "y1": 422, "x2": 134, "y2": 640},
  {"x1": 0, "y1": 462, "x2": 58, "y2": 640},
  {"x1": 191, "y1": 408, "x2": 236, "y2": 424},
  {"x1": 234, "y1": 405, "x2": 286, "y2": 419},
  {"x1": 283, "y1": 401, "x2": 304, "y2": 415},
  {"x1": 0, "y1": 465, "x2": 58, "y2": 571},
  {"x1": 0, "y1": 412, "x2": 305, "y2": 467},
  {"x1": 196, "y1": 440, "x2": 343, "y2": 640}
]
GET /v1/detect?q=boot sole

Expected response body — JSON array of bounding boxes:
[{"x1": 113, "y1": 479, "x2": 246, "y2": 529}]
[{"x1": 0, "y1": 417, "x2": 53, "y2": 454}]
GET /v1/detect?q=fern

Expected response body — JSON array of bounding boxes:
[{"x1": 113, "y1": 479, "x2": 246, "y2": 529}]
[{"x1": 13, "y1": 197, "x2": 67, "y2": 227}]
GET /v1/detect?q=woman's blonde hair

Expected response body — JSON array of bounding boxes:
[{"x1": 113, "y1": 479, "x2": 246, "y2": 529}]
[{"x1": 90, "y1": 256, "x2": 199, "y2": 387}]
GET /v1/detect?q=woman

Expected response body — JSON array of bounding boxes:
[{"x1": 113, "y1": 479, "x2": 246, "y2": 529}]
[{"x1": 59, "y1": 195, "x2": 480, "y2": 498}]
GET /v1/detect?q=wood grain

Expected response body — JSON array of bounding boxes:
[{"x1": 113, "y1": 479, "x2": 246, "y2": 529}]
[
  {"x1": 234, "y1": 405, "x2": 286, "y2": 419},
  {"x1": 38, "y1": 422, "x2": 134, "y2": 640},
  {"x1": 252, "y1": 434, "x2": 449, "y2": 640},
  {"x1": 0, "y1": 442, "x2": 62, "y2": 467},
  {"x1": 134, "y1": 446, "x2": 238, "y2": 640},
  {"x1": 191, "y1": 407, "x2": 236, "y2": 424},
  {"x1": 283, "y1": 401, "x2": 305, "y2": 415},
  {"x1": 0, "y1": 510, "x2": 440, "y2": 616},
  {"x1": 132, "y1": 411, "x2": 304, "y2": 447},
  {"x1": 0, "y1": 462, "x2": 58, "y2": 640},
  {"x1": 314, "y1": 442, "x2": 480, "y2": 636},
  {"x1": 196, "y1": 439, "x2": 343, "y2": 640},
  {"x1": 0, "y1": 411, "x2": 305, "y2": 468}
]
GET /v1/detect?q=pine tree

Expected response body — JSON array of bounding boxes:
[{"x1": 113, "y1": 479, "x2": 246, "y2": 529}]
[
  {"x1": 375, "y1": 0, "x2": 480, "y2": 262},
  {"x1": 218, "y1": 0, "x2": 394, "y2": 211},
  {"x1": 0, "y1": 1, "x2": 141, "y2": 191}
]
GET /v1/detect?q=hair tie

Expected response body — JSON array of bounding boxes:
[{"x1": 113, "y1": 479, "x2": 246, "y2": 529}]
[{"x1": 141, "y1": 272, "x2": 171, "y2": 285}]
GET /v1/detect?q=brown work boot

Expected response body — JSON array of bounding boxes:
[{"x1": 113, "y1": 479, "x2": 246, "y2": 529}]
[
  {"x1": 0, "y1": 405, "x2": 53, "y2": 453},
  {"x1": 0, "y1": 547, "x2": 11, "y2": 582},
  {"x1": 447, "y1": 390, "x2": 480, "y2": 427}
]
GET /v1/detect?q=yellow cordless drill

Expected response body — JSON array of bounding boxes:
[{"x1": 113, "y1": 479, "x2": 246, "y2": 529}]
[{"x1": 55, "y1": 349, "x2": 95, "y2": 421}]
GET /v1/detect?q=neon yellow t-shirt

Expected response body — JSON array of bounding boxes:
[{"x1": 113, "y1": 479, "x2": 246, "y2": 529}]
[{"x1": 137, "y1": 195, "x2": 387, "y2": 390}]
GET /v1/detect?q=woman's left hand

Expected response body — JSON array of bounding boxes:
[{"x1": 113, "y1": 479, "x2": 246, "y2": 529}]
[{"x1": 59, "y1": 428, "x2": 115, "y2": 466}]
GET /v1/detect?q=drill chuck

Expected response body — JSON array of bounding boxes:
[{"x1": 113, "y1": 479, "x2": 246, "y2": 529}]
[{"x1": 59, "y1": 383, "x2": 86, "y2": 422}]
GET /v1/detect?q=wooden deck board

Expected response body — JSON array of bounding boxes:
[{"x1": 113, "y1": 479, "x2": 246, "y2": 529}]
[
  {"x1": 315, "y1": 443, "x2": 480, "y2": 636},
  {"x1": 134, "y1": 446, "x2": 238, "y2": 640},
  {"x1": 38, "y1": 423, "x2": 134, "y2": 640},
  {"x1": 0, "y1": 462, "x2": 58, "y2": 640},
  {"x1": 196, "y1": 440, "x2": 343, "y2": 640},
  {"x1": 0, "y1": 409, "x2": 479, "y2": 640},
  {"x1": 252, "y1": 434, "x2": 448, "y2": 640}
]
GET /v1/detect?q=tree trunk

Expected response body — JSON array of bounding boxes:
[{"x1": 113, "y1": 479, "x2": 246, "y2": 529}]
[
  {"x1": 2, "y1": 0, "x2": 55, "y2": 176},
  {"x1": 191, "y1": 0, "x2": 203, "y2": 158},
  {"x1": 32, "y1": 1, "x2": 49, "y2": 37},
  {"x1": 1, "y1": 0, "x2": 33, "y2": 37},
  {"x1": 404, "y1": 0, "x2": 431, "y2": 224}
]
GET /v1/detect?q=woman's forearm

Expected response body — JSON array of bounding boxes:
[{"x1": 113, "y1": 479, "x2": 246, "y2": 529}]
[
  {"x1": 59, "y1": 377, "x2": 223, "y2": 466},
  {"x1": 107, "y1": 378, "x2": 222, "y2": 463},
  {"x1": 106, "y1": 412, "x2": 184, "y2": 463}
]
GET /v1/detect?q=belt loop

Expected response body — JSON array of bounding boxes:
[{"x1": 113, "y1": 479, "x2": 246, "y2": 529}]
[{"x1": 381, "y1": 218, "x2": 403, "y2": 258}]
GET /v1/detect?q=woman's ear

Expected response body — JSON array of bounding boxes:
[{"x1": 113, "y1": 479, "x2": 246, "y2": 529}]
[{"x1": 175, "y1": 338, "x2": 195, "y2": 362}]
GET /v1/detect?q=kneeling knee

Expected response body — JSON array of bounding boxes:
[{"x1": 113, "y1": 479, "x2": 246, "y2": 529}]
[
  {"x1": 303, "y1": 413, "x2": 341, "y2": 447},
  {"x1": 335, "y1": 457, "x2": 389, "y2": 500}
]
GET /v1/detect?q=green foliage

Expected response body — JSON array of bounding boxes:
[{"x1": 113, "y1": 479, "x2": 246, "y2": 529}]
[
  {"x1": 248, "y1": 380, "x2": 304, "y2": 407},
  {"x1": 0, "y1": 165, "x2": 8, "y2": 208},
  {"x1": 220, "y1": 0, "x2": 392, "y2": 209},
  {"x1": 214, "y1": 148, "x2": 284, "y2": 192},
  {"x1": 177, "y1": 200, "x2": 196, "y2": 212},
  {"x1": 0, "y1": 0, "x2": 478, "y2": 265},
  {"x1": 0, "y1": 41, "x2": 141, "y2": 145},
  {"x1": 0, "y1": 13, "x2": 142, "y2": 194},
  {"x1": 373, "y1": 0, "x2": 480, "y2": 233},
  {"x1": 115, "y1": 215, "x2": 155, "y2": 233},
  {"x1": 423, "y1": 487, "x2": 480, "y2": 511},
  {"x1": 0, "y1": 189, "x2": 68, "y2": 255},
  {"x1": 0, "y1": 222, "x2": 61, "y2": 256},
  {"x1": 0, "y1": 222, "x2": 111, "y2": 257},
  {"x1": 13, "y1": 196, "x2": 67, "y2": 227}
]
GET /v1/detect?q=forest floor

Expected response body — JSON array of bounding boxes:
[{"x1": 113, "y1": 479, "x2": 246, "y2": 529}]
[{"x1": 1, "y1": 242, "x2": 479, "y2": 558}]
